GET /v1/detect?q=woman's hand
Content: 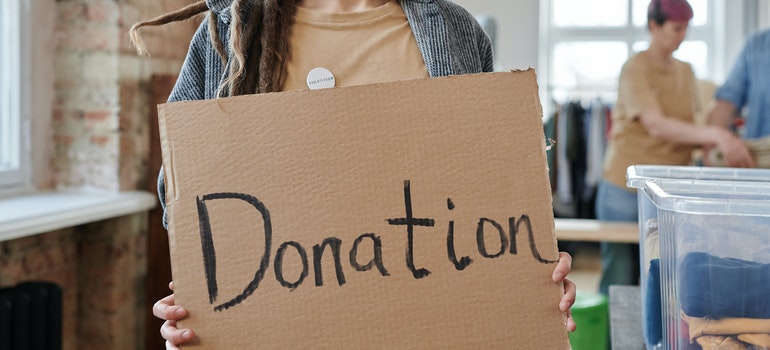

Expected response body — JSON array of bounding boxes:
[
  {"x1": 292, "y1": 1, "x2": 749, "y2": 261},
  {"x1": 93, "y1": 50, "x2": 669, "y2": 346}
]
[
  {"x1": 153, "y1": 282, "x2": 196, "y2": 350},
  {"x1": 713, "y1": 127, "x2": 756, "y2": 168},
  {"x1": 552, "y1": 251, "x2": 577, "y2": 332}
]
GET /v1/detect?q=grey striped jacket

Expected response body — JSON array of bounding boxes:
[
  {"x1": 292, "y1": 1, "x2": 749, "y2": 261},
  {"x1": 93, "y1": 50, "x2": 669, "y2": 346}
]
[{"x1": 159, "y1": 0, "x2": 494, "y2": 228}]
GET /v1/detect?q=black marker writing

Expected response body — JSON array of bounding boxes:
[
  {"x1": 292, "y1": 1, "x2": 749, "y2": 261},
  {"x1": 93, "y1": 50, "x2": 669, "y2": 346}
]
[
  {"x1": 386, "y1": 180, "x2": 434, "y2": 279},
  {"x1": 194, "y1": 181, "x2": 556, "y2": 312},
  {"x1": 509, "y1": 215, "x2": 557, "y2": 264},
  {"x1": 274, "y1": 241, "x2": 308, "y2": 291},
  {"x1": 350, "y1": 233, "x2": 390, "y2": 276},
  {"x1": 446, "y1": 198, "x2": 472, "y2": 270},
  {"x1": 313, "y1": 238, "x2": 346, "y2": 287},
  {"x1": 197, "y1": 192, "x2": 272, "y2": 311},
  {"x1": 477, "y1": 218, "x2": 507, "y2": 258}
]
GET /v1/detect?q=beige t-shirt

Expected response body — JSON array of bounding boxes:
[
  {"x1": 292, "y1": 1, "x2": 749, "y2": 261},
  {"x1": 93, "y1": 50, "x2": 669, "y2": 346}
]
[
  {"x1": 603, "y1": 51, "x2": 698, "y2": 189},
  {"x1": 281, "y1": 1, "x2": 429, "y2": 92}
]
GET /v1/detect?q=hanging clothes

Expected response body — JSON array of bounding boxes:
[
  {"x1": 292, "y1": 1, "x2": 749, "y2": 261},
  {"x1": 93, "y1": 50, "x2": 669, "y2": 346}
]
[{"x1": 548, "y1": 99, "x2": 611, "y2": 219}]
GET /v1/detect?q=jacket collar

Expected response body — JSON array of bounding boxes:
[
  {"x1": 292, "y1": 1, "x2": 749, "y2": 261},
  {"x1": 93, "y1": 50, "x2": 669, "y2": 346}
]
[
  {"x1": 207, "y1": 0, "x2": 233, "y2": 22},
  {"x1": 400, "y1": 0, "x2": 455, "y2": 77}
]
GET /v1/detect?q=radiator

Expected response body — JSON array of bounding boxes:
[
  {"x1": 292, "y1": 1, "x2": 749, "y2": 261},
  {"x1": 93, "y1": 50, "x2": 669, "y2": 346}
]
[{"x1": 0, "y1": 282, "x2": 62, "y2": 350}]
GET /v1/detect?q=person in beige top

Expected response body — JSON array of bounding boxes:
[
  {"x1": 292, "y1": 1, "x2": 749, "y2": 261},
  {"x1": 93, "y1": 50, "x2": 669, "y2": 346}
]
[
  {"x1": 131, "y1": 0, "x2": 578, "y2": 348},
  {"x1": 595, "y1": 0, "x2": 753, "y2": 296}
]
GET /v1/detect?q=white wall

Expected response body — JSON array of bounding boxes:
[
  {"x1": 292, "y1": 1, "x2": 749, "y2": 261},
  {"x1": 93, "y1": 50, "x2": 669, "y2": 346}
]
[{"x1": 451, "y1": 0, "x2": 540, "y2": 72}]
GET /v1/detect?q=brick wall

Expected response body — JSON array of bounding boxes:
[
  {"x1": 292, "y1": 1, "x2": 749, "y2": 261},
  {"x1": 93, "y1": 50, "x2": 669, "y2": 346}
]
[
  {"x1": 0, "y1": 214, "x2": 148, "y2": 350},
  {"x1": 54, "y1": 0, "x2": 197, "y2": 191},
  {"x1": 0, "y1": 0, "x2": 198, "y2": 349},
  {"x1": 0, "y1": 228, "x2": 78, "y2": 349}
]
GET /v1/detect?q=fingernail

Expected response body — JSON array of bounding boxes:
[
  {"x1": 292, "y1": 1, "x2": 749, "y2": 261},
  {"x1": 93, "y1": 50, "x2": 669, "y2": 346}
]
[
  {"x1": 182, "y1": 330, "x2": 192, "y2": 340},
  {"x1": 174, "y1": 308, "x2": 186, "y2": 317}
]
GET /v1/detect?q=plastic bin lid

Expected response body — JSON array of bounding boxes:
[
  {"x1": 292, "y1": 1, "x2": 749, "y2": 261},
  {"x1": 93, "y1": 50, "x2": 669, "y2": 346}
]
[
  {"x1": 626, "y1": 165, "x2": 770, "y2": 189},
  {"x1": 643, "y1": 178, "x2": 770, "y2": 216}
]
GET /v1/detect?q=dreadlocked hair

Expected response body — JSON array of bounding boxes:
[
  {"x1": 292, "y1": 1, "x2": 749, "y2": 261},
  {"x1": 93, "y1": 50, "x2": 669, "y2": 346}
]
[
  {"x1": 222, "y1": 0, "x2": 296, "y2": 96},
  {"x1": 129, "y1": 0, "x2": 297, "y2": 98},
  {"x1": 129, "y1": 1, "x2": 211, "y2": 57}
]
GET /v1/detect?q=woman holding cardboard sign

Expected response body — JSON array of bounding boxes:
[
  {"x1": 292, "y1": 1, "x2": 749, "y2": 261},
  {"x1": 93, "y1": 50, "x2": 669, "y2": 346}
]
[
  {"x1": 595, "y1": 0, "x2": 754, "y2": 296},
  {"x1": 131, "y1": 0, "x2": 577, "y2": 348}
]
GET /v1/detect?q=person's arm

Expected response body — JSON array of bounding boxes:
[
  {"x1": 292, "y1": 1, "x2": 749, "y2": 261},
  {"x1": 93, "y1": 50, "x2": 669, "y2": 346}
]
[
  {"x1": 707, "y1": 100, "x2": 738, "y2": 129},
  {"x1": 703, "y1": 35, "x2": 757, "y2": 168},
  {"x1": 707, "y1": 100, "x2": 756, "y2": 168},
  {"x1": 639, "y1": 107, "x2": 730, "y2": 145},
  {"x1": 638, "y1": 107, "x2": 755, "y2": 167},
  {"x1": 154, "y1": 15, "x2": 219, "y2": 349}
]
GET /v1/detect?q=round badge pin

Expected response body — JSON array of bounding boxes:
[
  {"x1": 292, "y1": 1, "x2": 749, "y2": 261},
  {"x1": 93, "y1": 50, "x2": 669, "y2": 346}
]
[{"x1": 306, "y1": 67, "x2": 336, "y2": 90}]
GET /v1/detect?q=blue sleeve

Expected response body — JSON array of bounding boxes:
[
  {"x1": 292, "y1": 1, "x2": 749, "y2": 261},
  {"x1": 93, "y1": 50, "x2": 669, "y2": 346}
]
[{"x1": 715, "y1": 35, "x2": 754, "y2": 109}]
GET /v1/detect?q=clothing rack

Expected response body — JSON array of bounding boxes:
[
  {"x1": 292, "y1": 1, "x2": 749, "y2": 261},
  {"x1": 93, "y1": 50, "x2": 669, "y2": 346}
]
[{"x1": 544, "y1": 98, "x2": 612, "y2": 220}]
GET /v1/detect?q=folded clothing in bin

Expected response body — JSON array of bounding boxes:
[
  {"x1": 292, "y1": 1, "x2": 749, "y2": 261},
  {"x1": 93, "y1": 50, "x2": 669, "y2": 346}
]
[
  {"x1": 644, "y1": 258, "x2": 662, "y2": 346},
  {"x1": 680, "y1": 252, "x2": 770, "y2": 319}
]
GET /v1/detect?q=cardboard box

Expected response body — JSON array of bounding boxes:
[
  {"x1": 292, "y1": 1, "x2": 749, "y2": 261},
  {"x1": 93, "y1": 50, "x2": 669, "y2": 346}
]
[{"x1": 158, "y1": 70, "x2": 570, "y2": 349}]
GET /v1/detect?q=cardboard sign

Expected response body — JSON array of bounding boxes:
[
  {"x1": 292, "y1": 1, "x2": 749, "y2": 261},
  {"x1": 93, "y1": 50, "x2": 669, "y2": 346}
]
[{"x1": 158, "y1": 70, "x2": 570, "y2": 349}]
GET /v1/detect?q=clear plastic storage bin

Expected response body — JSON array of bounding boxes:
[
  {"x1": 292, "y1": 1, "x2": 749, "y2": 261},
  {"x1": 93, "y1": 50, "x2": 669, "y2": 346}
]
[
  {"x1": 626, "y1": 165, "x2": 770, "y2": 350},
  {"x1": 640, "y1": 178, "x2": 770, "y2": 350}
]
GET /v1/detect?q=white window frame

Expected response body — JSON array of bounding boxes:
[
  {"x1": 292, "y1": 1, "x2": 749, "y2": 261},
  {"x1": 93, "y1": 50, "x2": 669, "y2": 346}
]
[
  {"x1": 538, "y1": 0, "x2": 723, "y2": 114},
  {"x1": 763, "y1": 2, "x2": 770, "y2": 28},
  {"x1": 0, "y1": 0, "x2": 31, "y2": 195}
]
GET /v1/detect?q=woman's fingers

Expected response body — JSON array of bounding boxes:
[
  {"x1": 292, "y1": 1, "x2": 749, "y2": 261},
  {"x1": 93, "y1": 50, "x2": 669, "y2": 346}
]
[
  {"x1": 552, "y1": 251, "x2": 573, "y2": 282},
  {"x1": 552, "y1": 252, "x2": 577, "y2": 332},
  {"x1": 153, "y1": 293, "x2": 188, "y2": 321},
  {"x1": 157, "y1": 280, "x2": 195, "y2": 345},
  {"x1": 165, "y1": 340, "x2": 179, "y2": 350},
  {"x1": 565, "y1": 307, "x2": 577, "y2": 332},
  {"x1": 160, "y1": 320, "x2": 195, "y2": 346},
  {"x1": 560, "y1": 277, "x2": 577, "y2": 312}
]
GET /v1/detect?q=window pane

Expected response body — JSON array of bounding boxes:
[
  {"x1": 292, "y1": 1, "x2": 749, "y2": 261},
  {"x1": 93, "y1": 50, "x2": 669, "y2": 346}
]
[
  {"x1": 553, "y1": 0, "x2": 628, "y2": 27},
  {"x1": 0, "y1": 0, "x2": 18, "y2": 174},
  {"x1": 634, "y1": 0, "x2": 708, "y2": 27},
  {"x1": 633, "y1": 0, "x2": 650, "y2": 27},
  {"x1": 689, "y1": 0, "x2": 708, "y2": 26},
  {"x1": 550, "y1": 41, "x2": 628, "y2": 96},
  {"x1": 674, "y1": 40, "x2": 708, "y2": 78},
  {"x1": 632, "y1": 40, "x2": 649, "y2": 53},
  {"x1": 0, "y1": 1, "x2": 9, "y2": 170},
  {"x1": 632, "y1": 40, "x2": 708, "y2": 79}
]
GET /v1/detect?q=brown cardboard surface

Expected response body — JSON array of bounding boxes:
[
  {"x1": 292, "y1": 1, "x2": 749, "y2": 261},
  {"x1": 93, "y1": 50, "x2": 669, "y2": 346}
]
[{"x1": 158, "y1": 70, "x2": 570, "y2": 349}]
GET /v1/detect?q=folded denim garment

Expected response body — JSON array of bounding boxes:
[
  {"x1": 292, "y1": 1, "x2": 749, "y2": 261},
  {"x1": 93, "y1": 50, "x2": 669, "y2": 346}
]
[{"x1": 680, "y1": 252, "x2": 770, "y2": 319}]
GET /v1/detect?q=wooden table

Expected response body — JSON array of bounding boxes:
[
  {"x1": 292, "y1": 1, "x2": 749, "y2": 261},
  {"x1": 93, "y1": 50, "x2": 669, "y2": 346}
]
[{"x1": 554, "y1": 218, "x2": 639, "y2": 243}]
